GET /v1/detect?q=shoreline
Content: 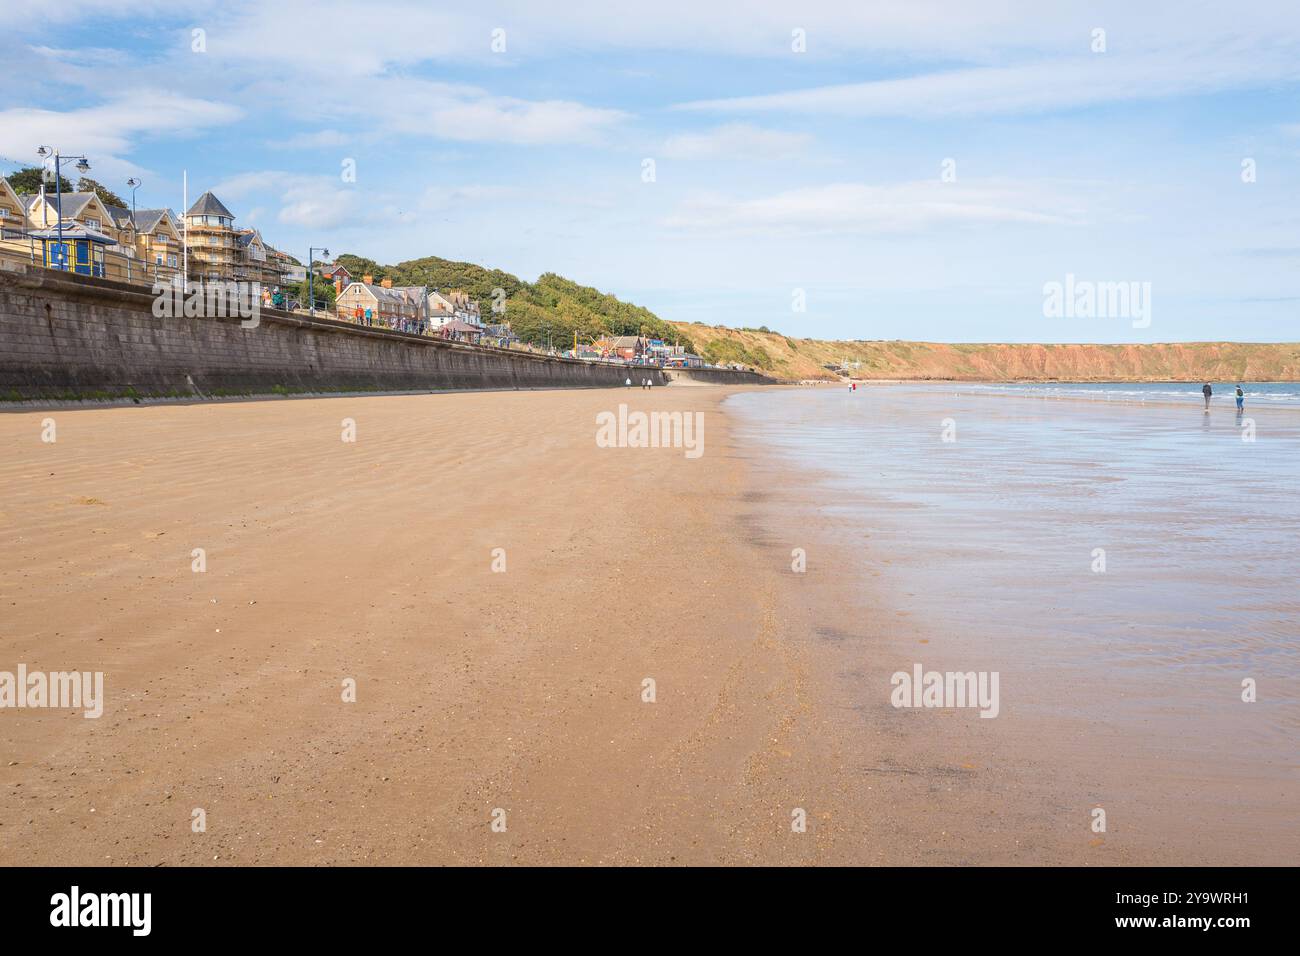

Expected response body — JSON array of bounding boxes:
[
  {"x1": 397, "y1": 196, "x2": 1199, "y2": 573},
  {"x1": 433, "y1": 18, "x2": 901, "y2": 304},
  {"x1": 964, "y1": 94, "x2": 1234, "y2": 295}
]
[
  {"x1": 724, "y1": 386, "x2": 1298, "y2": 866},
  {"x1": 812, "y1": 380, "x2": 1300, "y2": 415}
]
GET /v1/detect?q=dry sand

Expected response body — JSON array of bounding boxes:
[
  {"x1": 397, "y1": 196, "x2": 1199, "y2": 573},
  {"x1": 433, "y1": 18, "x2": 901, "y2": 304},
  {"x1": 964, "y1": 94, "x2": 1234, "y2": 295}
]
[
  {"x1": 1, "y1": 386, "x2": 1277, "y2": 865},
  {"x1": 1, "y1": 387, "x2": 849, "y2": 865}
]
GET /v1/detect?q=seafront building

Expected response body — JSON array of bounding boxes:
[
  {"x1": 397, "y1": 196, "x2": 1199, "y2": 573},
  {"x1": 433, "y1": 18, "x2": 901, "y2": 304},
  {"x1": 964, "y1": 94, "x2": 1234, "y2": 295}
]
[
  {"x1": 336, "y1": 276, "x2": 427, "y2": 330},
  {"x1": 272, "y1": 247, "x2": 305, "y2": 283},
  {"x1": 0, "y1": 174, "x2": 303, "y2": 292},
  {"x1": 181, "y1": 191, "x2": 240, "y2": 282},
  {"x1": 609, "y1": 335, "x2": 647, "y2": 361},
  {"x1": 331, "y1": 277, "x2": 493, "y2": 341},
  {"x1": 25, "y1": 191, "x2": 119, "y2": 243},
  {"x1": 9, "y1": 190, "x2": 177, "y2": 282},
  {"x1": 427, "y1": 289, "x2": 482, "y2": 328},
  {"x1": 174, "y1": 191, "x2": 297, "y2": 286},
  {"x1": 1, "y1": 172, "x2": 719, "y2": 368},
  {"x1": 318, "y1": 262, "x2": 352, "y2": 286},
  {"x1": 0, "y1": 178, "x2": 30, "y2": 237},
  {"x1": 115, "y1": 208, "x2": 183, "y2": 271},
  {"x1": 426, "y1": 289, "x2": 485, "y2": 341}
]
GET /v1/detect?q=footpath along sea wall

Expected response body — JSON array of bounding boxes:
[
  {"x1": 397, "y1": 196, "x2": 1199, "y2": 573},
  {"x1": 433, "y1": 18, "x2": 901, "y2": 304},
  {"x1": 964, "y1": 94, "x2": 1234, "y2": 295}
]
[{"x1": 0, "y1": 267, "x2": 773, "y2": 400}]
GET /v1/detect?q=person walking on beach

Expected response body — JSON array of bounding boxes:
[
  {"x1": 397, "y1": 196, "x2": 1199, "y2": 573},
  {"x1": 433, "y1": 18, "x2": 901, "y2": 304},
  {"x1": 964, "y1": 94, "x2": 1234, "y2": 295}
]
[
  {"x1": 1236, "y1": 384, "x2": 1245, "y2": 411},
  {"x1": 625, "y1": 377, "x2": 632, "y2": 388},
  {"x1": 1202, "y1": 382, "x2": 1212, "y2": 409}
]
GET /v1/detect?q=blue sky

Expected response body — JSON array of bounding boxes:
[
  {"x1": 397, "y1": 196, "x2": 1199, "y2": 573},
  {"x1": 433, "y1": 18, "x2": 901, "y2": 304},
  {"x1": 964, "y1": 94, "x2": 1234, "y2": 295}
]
[{"x1": 3, "y1": 0, "x2": 1299, "y2": 343}]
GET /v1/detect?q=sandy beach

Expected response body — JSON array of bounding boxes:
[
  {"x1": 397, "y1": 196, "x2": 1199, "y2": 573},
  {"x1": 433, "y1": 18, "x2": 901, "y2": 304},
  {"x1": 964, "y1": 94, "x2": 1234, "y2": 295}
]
[
  {"x1": 1, "y1": 385, "x2": 1294, "y2": 866},
  {"x1": 0, "y1": 386, "x2": 847, "y2": 865}
]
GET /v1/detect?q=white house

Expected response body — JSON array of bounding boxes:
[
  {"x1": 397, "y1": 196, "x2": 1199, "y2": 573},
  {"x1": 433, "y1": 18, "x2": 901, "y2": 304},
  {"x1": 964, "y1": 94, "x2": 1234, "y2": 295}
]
[{"x1": 427, "y1": 289, "x2": 482, "y2": 330}]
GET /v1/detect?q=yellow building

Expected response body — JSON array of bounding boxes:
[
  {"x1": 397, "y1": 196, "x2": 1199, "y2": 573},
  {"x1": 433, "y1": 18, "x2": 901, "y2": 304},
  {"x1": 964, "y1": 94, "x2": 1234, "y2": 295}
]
[
  {"x1": 0, "y1": 178, "x2": 30, "y2": 236},
  {"x1": 102, "y1": 204, "x2": 178, "y2": 266},
  {"x1": 1, "y1": 185, "x2": 185, "y2": 285},
  {"x1": 129, "y1": 209, "x2": 183, "y2": 271},
  {"x1": 24, "y1": 191, "x2": 120, "y2": 244}
]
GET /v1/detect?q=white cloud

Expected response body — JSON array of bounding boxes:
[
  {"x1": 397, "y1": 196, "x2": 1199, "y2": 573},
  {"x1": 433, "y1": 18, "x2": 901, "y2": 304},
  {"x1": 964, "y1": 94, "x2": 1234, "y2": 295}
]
[
  {"x1": 17, "y1": 1, "x2": 1300, "y2": 67},
  {"x1": 241, "y1": 72, "x2": 627, "y2": 147},
  {"x1": 268, "y1": 130, "x2": 350, "y2": 151},
  {"x1": 215, "y1": 174, "x2": 526, "y2": 234},
  {"x1": 661, "y1": 123, "x2": 812, "y2": 160},
  {"x1": 410, "y1": 93, "x2": 626, "y2": 145},
  {"x1": 0, "y1": 93, "x2": 241, "y2": 173},
  {"x1": 664, "y1": 181, "x2": 1084, "y2": 236},
  {"x1": 212, "y1": 171, "x2": 362, "y2": 231},
  {"x1": 194, "y1": 0, "x2": 1300, "y2": 65},
  {"x1": 419, "y1": 185, "x2": 518, "y2": 210},
  {"x1": 677, "y1": 45, "x2": 1300, "y2": 118}
]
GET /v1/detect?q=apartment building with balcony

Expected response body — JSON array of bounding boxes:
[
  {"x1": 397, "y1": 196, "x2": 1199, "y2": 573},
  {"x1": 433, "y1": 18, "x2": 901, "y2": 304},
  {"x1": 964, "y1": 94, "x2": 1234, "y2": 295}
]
[
  {"x1": 270, "y1": 246, "x2": 305, "y2": 283},
  {"x1": 183, "y1": 191, "x2": 239, "y2": 281},
  {"x1": 132, "y1": 209, "x2": 183, "y2": 270},
  {"x1": 102, "y1": 205, "x2": 183, "y2": 272},
  {"x1": 235, "y1": 228, "x2": 287, "y2": 286}
]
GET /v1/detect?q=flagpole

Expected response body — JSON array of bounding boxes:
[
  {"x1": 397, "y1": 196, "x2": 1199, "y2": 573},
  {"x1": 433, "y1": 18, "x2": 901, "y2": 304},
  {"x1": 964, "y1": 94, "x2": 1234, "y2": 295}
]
[{"x1": 182, "y1": 170, "x2": 188, "y2": 286}]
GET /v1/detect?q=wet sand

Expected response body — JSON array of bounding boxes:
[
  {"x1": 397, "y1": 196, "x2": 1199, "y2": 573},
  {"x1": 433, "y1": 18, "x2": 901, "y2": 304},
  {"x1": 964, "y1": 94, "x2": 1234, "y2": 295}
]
[
  {"x1": 729, "y1": 384, "x2": 1299, "y2": 866},
  {"x1": 1, "y1": 386, "x2": 1292, "y2": 865}
]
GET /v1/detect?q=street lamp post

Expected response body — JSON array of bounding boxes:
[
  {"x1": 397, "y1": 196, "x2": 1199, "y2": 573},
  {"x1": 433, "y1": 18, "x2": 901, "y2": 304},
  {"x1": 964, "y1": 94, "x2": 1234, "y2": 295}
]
[
  {"x1": 126, "y1": 177, "x2": 141, "y2": 281},
  {"x1": 308, "y1": 246, "x2": 329, "y2": 316},
  {"x1": 35, "y1": 147, "x2": 90, "y2": 271}
]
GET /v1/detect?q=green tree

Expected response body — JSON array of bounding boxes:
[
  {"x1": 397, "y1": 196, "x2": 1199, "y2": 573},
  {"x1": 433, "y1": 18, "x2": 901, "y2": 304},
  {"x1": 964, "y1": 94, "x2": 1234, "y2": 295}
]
[
  {"x1": 334, "y1": 253, "x2": 385, "y2": 281},
  {"x1": 391, "y1": 254, "x2": 524, "y2": 303},
  {"x1": 76, "y1": 178, "x2": 128, "y2": 209},
  {"x1": 327, "y1": 252, "x2": 693, "y2": 353},
  {"x1": 296, "y1": 277, "x2": 337, "y2": 311},
  {"x1": 5, "y1": 166, "x2": 73, "y2": 196}
]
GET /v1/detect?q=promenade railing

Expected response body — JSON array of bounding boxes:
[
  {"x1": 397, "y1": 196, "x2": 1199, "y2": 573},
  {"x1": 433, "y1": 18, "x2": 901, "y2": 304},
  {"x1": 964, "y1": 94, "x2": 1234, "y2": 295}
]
[{"x1": 0, "y1": 233, "x2": 185, "y2": 288}]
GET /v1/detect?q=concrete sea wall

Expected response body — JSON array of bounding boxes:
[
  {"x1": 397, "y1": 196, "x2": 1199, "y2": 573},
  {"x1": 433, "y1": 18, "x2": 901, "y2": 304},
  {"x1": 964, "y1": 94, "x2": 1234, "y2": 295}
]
[
  {"x1": 0, "y1": 268, "x2": 772, "y2": 400},
  {"x1": 663, "y1": 367, "x2": 772, "y2": 386}
]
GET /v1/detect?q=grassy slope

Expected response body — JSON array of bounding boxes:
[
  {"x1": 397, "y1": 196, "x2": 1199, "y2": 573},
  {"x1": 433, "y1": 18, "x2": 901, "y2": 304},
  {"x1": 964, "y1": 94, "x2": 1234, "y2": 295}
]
[
  {"x1": 670, "y1": 323, "x2": 1300, "y2": 382},
  {"x1": 332, "y1": 252, "x2": 1298, "y2": 381},
  {"x1": 333, "y1": 253, "x2": 690, "y2": 350}
]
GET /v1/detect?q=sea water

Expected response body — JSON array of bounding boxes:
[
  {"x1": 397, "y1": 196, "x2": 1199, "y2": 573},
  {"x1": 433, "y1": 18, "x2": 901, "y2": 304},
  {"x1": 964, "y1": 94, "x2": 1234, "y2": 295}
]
[{"x1": 728, "y1": 383, "x2": 1300, "y2": 749}]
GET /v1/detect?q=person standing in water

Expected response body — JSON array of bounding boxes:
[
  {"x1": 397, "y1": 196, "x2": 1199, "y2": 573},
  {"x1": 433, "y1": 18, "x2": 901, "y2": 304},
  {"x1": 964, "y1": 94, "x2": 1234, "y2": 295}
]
[
  {"x1": 1236, "y1": 384, "x2": 1245, "y2": 411},
  {"x1": 1202, "y1": 382, "x2": 1212, "y2": 409}
]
